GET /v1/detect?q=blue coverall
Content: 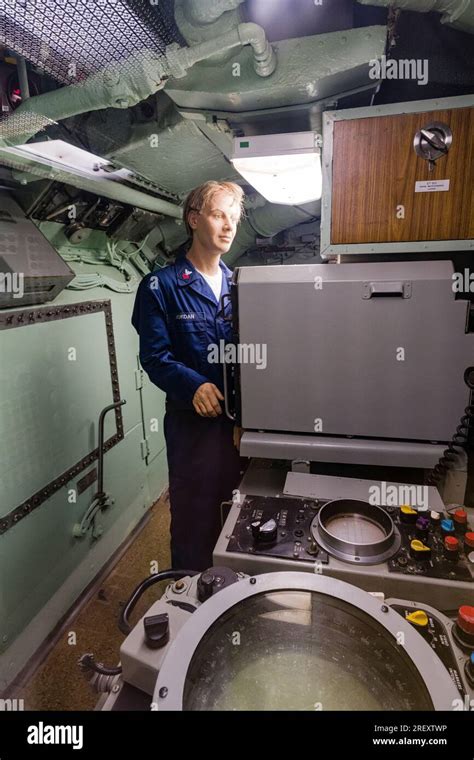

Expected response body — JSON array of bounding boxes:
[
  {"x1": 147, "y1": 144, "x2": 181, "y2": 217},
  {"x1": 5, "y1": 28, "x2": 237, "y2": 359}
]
[{"x1": 131, "y1": 248, "x2": 241, "y2": 571}]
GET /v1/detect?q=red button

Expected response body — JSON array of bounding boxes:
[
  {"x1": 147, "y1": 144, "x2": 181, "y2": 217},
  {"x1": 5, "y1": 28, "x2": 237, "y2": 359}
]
[
  {"x1": 457, "y1": 606, "x2": 474, "y2": 636},
  {"x1": 465, "y1": 532, "x2": 474, "y2": 548},
  {"x1": 445, "y1": 536, "x2": 459, "y2": 550},
  {"x1": 454, "y1": 508, "x2": 467, "y2": 524}
]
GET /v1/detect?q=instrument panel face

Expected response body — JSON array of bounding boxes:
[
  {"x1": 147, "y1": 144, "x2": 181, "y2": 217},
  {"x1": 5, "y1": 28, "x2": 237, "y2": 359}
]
[
  {"x1": 226, "y1": 494, "x2": 474, "y2": 584},
  {"x1": 227, "y1": 495, "x2": 330, "y2": 565},
  {"x1": 391, "y1": 603, "x2": 468, "y2": 698},
  {"x1": 388, "y1": 519, "x2": 473, "y2": 581}
]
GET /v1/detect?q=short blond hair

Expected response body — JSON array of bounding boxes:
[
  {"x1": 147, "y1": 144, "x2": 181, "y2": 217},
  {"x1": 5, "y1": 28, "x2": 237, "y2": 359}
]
[{"x1": 183, "y1": 180, "x2": 245, "y2": 239}]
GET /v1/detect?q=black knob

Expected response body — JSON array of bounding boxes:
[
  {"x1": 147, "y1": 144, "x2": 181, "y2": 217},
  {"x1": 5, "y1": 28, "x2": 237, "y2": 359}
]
[
  {"x1": 143, "y1": 613, "x2": 169, "y2": 649},
  {"x1": 251, "y1": 518, "x2": 277, "y2": 543},
  {"x1": 196, "y1": 566, "x2": 239, "y2": 603},
  {"x1": 399, "y1": 506, "x2": 418, "y2": 524},
  {"x1": 307, "y1": 539, "x2": 319, "y2": 556},
  {"x1": 197, "y1": 571, "x2": 215, "y2": 602}
]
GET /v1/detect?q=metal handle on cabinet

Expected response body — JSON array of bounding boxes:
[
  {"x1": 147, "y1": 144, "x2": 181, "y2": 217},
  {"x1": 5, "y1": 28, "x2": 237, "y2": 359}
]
[
  {"x1": 222, "y1": 361, "x2": 236, "y2": 422},
  {"x1": 362, "y1": 281, "x2": 411, "y2": 299},
  {"x1": 219, "y1": 292, "x2": 233, "y2": 322}
]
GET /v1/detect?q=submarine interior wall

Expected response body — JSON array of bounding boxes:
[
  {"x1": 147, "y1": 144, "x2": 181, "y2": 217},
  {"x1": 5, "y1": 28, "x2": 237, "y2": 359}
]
[{"x1": 0, "y1": 225, "x2": 168, "y2": 691}]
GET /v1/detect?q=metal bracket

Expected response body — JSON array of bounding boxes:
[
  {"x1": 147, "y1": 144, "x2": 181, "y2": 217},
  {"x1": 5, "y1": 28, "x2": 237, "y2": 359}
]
[
  {"x1": 73, "y1": 399, "x2": 126, "y2": 539},
  {"x1": 135, "y1": 368, "x2": 144, "y2": 390},
  {"x1": 140, "y1": 438, "x2": 150, "y2": 460}
]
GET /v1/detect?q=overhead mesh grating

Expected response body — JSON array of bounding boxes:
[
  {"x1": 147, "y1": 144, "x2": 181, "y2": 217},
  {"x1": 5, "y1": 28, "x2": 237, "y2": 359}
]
[{"x1": 0, "y1": 0, "x2": 186, "y2": 84}]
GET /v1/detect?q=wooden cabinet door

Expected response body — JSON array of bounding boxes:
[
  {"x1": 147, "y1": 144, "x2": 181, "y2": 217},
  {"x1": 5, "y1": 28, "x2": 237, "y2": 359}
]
[{"x1": 331, "y1": 107, "x2": 474, "y2": 245}]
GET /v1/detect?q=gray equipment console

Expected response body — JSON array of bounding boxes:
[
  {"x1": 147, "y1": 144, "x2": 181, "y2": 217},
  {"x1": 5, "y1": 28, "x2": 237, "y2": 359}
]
[
  {"x1": 234, "y1": 260, "x2": 474, "y2": 468},
  {"x1": 213, "y1": 466, "x2": 474, "y2": 610},
  {"x1": 97, "y1": 570, "x2": 473, "y2": 712}
]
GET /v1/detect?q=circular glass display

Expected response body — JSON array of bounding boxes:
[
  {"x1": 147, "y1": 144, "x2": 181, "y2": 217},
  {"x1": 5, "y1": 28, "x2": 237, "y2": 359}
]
[
  {"x1": 325, "y1": 513, "x2": 387, "y2": 544},
  {"x1": 312, "y1": 499, "x2": 400, "y2": 563},
  {"x1": 182, "y1": 590, "x2": 433, "y2": 711}
]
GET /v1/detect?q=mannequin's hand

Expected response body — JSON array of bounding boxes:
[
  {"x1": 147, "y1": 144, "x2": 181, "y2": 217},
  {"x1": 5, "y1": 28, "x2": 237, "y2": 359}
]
[{"x1": 192, "y1": 383, "x2": 224, "y2": 417}]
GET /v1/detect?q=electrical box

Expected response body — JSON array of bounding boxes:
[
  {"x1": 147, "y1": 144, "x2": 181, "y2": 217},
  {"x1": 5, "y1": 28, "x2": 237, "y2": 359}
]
[
  {"x1": 0, "y1": 194, "x2": 74, "y2": 308},
  {"x1": 320, "y1": 95, "x2": 474, "y2": 258}
]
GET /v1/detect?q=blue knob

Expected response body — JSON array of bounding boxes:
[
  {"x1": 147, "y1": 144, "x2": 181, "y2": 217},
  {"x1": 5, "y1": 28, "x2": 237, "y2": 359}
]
[{"x1": 441, "y1": 519, "x2": 455, "y2": 535}]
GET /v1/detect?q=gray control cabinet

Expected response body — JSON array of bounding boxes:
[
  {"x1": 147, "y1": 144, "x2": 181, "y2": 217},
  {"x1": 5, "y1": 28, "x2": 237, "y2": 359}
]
[{"x1": 236, "y1": 260, "x2": 473, "y2": 443}]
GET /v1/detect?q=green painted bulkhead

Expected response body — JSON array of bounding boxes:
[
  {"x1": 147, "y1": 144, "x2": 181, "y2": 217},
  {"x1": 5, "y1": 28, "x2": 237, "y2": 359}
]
[{"x1": 0, "y1": 225, "x2": 168, "y2": 689}]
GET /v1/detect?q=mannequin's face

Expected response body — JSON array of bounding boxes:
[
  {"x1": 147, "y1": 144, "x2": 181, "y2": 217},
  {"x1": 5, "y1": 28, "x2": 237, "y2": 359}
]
[{"x1": 188, "y1": 190, "x2": 240, "y2": 255}]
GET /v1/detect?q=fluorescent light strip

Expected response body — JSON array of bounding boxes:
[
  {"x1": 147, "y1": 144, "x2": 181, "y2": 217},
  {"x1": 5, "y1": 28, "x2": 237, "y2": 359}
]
[
  {"x1": 232, "y1": 132, "x2": 322, "y2": 205},
  {"x1": 1, "y1": 139, "x2": 132, "y2": 181}
]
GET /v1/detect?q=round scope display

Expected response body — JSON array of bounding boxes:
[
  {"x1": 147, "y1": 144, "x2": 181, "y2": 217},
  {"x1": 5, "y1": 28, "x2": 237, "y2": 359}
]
[{"x1": 181, "y1": 590, "x2": 432, "y2": 711}]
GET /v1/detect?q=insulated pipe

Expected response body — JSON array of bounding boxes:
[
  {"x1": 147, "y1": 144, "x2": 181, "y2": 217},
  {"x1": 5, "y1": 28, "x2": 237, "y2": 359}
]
[
  {"x1": 358, "y1": 0, "x2": 474, "y2": 34},
  {"x1": 16, "y1": 55, "x2": 30, "y2": 102},
  {"x1": 224, "y1": 199, "x2": 322, "y2": 266},
  {"x1": 0, "y1": 25, "x2": 276, "y2": 149},
  {"x1": 174, "y1": 0, "x2": 247, "y2": 62},
  {"x1": 181, "y1": 0, "x2": 245, "y2": 25},
  {"x1": 166, "y1": 23, "x2": 277, "y2": 78},
  {"x1": 0, "y1": 50, "x2": 170, "y2": 148}
]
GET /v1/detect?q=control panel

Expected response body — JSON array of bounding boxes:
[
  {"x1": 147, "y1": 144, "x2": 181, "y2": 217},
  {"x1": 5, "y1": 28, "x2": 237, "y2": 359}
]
[
  {"x1": 388, "y1": 505, "x2": 474, "y2": 581},
  {"x1": 227, "y1": 495, "x2": 474, "y2": 582}
]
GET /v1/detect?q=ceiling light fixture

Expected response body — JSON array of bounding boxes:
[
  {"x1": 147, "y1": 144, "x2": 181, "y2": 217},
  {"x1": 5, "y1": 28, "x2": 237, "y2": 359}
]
[
  {"x1": 1, "y1": 139, "x2": 132, "y2": 181},
  {"x1": 231, "y1": 131, "x2": 322, "y2": 205}
]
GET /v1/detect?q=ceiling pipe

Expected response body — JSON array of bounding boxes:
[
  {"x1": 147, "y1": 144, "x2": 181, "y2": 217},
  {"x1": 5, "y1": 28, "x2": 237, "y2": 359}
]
[
  {"x1": 174, "y1": 0, "x2": 247, "y2": 63},
  {"x1": 180, "y1": 0, "x2": 245, "y2": 26},
  {"x1": 0, "y1": 25, "x2": 276, "y2": 150},
  {"x1": 0, "y1": 23, "x2": 276, "y2": 218},
  {"x1": 16, "y1": 55, "x2": 30, "y2": 102},
  {"x1": 358, "y1": 0, "x2": 474, "y2": 34},
  {"x1": 224, "y1": 199, "x2": 321, "y2": 266}
]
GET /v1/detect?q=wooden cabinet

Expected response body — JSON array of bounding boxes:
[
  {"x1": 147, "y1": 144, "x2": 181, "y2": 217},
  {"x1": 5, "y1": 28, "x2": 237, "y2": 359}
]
[{"x1": 320, "y1": 96, "x2": 474, "y2": 257}]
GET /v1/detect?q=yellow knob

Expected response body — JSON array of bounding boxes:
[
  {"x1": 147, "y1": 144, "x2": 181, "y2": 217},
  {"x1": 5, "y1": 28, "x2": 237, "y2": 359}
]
[
  {"x1": 410, "y1": 539, "x2": 430, "y2": 553},
  {"x1": 406, "y1": 610, "x2": 429, "y2": 628},
  {"x1": 401, "y1": 505, "x2": 417, "y2": 516}
]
